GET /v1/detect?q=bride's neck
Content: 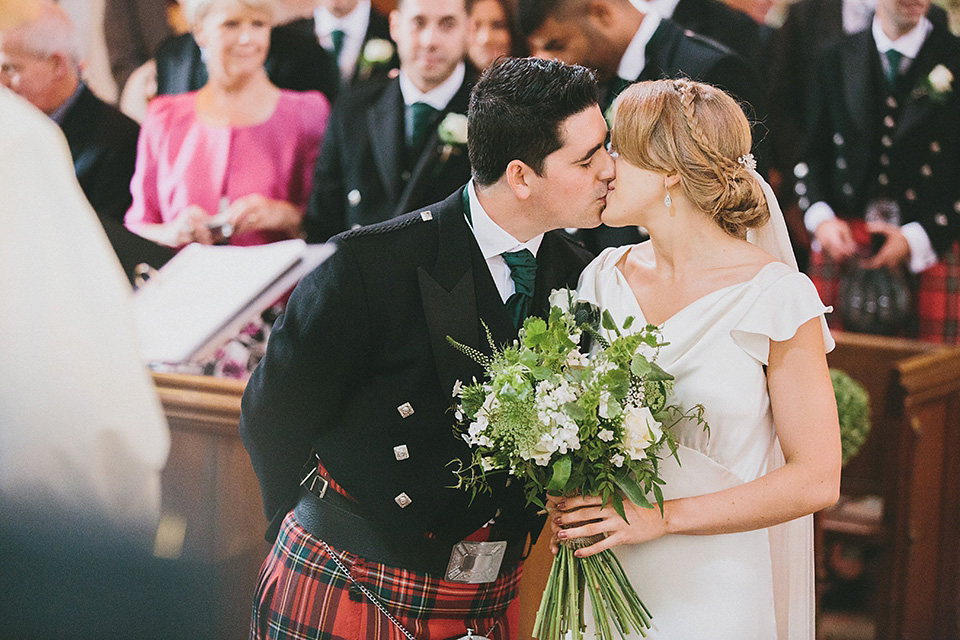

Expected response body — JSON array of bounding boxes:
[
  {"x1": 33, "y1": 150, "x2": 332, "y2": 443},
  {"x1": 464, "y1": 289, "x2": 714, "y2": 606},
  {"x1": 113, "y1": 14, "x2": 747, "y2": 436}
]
[{"x1": 645, "y1": 205, "x2": 736, "y2": 275}]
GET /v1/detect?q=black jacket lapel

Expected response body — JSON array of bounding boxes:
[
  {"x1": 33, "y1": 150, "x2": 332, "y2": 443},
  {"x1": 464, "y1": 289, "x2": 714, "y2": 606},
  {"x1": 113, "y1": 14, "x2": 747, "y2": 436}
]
[
  {"x1": 394, "y1": 74, "x2": 473, "y2": 217},
  {"x1": 418, "y1": 189, "x2": 512, "y2": 399},
  {"x1": 368, "y1": 79, "x2": 404, "y2": 202},
  {"x1": 894, "y1": 27, "x2": 948, "y2": 143}
]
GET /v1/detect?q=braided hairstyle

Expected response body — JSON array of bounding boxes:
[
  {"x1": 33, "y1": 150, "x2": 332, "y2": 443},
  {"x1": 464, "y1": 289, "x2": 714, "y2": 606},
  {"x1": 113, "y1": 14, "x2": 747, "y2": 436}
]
[{"x1": 610, "y1": 78, "x2": 768, "y2": 238}]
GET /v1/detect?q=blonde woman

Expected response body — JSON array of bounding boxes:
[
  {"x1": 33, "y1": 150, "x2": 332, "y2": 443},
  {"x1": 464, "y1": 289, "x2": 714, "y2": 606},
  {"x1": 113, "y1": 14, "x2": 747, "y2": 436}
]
[
  {"x1": 553, "y1": 79, "x2": 842, "y2": 639},
  {"x1": 125, "y1": 0, "x2": 330, "y2": 248}
]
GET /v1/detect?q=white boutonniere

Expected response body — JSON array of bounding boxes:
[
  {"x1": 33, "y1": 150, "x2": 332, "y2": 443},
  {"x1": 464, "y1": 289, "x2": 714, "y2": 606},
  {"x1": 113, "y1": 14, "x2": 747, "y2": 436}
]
[
  {"x1": 357, "y1": 38, "x2": 395, "y2": 79},
  {"x1": 437, "y1": 112, "x2": 468, "y2": 163},
  {"x1": 914, "y1": 64, "x2": 954, "y2": 103}
]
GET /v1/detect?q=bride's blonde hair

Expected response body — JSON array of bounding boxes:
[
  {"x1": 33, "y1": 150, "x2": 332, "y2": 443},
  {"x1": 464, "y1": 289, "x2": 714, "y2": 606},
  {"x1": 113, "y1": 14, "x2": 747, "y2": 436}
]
[{"x1": 610, "y1": 79, "x2": 769, "y2": 238}]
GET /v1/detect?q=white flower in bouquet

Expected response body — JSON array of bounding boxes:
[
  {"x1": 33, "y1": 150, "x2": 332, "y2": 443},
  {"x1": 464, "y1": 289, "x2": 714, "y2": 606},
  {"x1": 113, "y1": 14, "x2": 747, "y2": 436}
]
[
  {"x1": 447, "y1": 287, "x2": 708, "y2": 640},
  {"x1": 623, "y1": 406, "x2": 664, "y2": 460},
  {"x1": 548, "y1": 288, "x2": 574, "y2": 314}
]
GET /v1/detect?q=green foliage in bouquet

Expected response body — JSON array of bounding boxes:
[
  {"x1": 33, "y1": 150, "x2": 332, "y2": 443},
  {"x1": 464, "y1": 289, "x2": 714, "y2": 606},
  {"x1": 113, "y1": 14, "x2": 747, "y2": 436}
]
[
  {"x1": 448, "y1": 289, "x2": 707, "y2": 640},
  {"x1": 829, "y1": 369, "x2": 871, "y2": 465}
]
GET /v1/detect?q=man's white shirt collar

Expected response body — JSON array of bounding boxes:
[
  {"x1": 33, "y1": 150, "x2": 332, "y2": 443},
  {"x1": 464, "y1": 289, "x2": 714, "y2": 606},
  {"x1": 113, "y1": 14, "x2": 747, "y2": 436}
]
[
  {"x1": 617, "y1": 12, "x2": 662, "y2": 81},
  {"x1": 399, "y1": 62, "x2": 466, "y2": 110},
  {"x1": 872, "y1": 14, "x2": 932, "y2": 58},
  {"x1": 467, "y1": 180, "x2": 543, "y2": 301},
  {"x1": 315, "y1": 0, "x2": 371, "y2": 39},
  {"x1": 642, "y1": 0, "x2": 681, "y2": 20},
  {"x1": 315, "y1": 0, "x2": 372, "y2": 79}
]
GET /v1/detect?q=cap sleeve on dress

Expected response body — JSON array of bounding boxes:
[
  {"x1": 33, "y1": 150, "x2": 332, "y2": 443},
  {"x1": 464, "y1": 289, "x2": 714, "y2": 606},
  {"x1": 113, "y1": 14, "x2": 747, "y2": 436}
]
[{"x1": 730, "y1": 268, "x2": 835, "y2": 365}]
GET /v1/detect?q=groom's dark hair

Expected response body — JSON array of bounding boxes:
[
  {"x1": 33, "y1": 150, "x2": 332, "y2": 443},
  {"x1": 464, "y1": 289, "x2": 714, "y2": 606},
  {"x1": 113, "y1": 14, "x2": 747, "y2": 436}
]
[{"x1": 468, "y1": 57, "x2": 599, "y2": 186}]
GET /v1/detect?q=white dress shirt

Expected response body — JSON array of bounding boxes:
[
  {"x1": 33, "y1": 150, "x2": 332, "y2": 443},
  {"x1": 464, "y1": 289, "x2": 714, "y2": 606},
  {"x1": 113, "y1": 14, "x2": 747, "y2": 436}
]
[
  {"x1": 617, "y1": 11, "x2": 663, "y2": 82},
  {"x1": 399, "y1": 61, "x2": 466, "y2": 110},
  {"x1": 0, "y1": 88, "x2": 170, "y2": 537},
  {"x1": 315, "y1": 0, "x2": 373, "y2": 82},
  {"x1": 805, "y1": 15, "x2": 936, "y2": 274},
  {"x1": 466, "y1": 180, "x2": 543, "y2": 302}
]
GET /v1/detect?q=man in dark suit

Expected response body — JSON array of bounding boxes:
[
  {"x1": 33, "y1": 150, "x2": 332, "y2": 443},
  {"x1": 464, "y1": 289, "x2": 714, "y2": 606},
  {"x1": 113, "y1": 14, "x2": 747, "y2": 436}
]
[
  {"x1": 154, "y1": 18, "x2": 340, "y2": 103},
  {"x1": 647, "y1": 0, "x2": 765, "y2": 69},
  {"x1": 517, "y1": 0, "x2": 762, "y2": 252},
  {"x1": 307, "y1": 0, "x2": 398, "y2": 87},
  {"x1": 796, "y1": 0, "x2": 960, "y2": 339},
  {"x1": 0, "y1": 1, "x2": 173, "y2": 280},
  {"x1": 240, "y1": 57, "x2": 611, "y2": 637},
  {"x1": 765, "y1": 0, "x2": 948, "y2": 268},
  {"x1": 104, "y1": 0, "x2": 174, "y2": 91},
  {"x1": 303, "y1": 0, "x2": 474, "y2": 242}
]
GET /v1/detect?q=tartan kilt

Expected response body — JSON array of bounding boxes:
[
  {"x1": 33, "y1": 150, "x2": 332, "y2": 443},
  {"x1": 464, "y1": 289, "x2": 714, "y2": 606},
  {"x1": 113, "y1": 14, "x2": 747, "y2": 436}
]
[
  {"x1": 250, "y1": 511, "x2": 524, "y2": 640},
  {"x1": 807, "y1": 220, "x2": 960, "y2": 345}
]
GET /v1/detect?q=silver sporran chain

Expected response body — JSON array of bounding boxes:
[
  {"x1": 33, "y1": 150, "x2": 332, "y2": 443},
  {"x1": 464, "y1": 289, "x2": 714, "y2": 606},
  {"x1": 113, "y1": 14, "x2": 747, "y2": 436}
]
[{"x1": 318, "y1": 540, "x2": 495, "y2": 640}]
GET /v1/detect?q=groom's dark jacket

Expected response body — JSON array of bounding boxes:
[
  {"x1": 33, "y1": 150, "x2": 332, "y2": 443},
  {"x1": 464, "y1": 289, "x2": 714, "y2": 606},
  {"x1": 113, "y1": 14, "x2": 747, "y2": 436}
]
[{"x1": 240, "y1": 188, "x2": 592, "y2": 552}]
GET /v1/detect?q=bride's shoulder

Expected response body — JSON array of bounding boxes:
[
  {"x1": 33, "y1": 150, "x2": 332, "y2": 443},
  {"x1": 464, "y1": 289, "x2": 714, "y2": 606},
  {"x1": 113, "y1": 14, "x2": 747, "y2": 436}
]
[{"x1": 577, "y1": 244, "x2": 641, "y2": 304}]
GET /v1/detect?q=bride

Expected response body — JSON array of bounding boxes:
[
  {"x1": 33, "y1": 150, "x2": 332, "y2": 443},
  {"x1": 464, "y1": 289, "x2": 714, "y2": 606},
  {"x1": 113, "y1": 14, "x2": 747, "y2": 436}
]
[{"x1": 551, "y1": 79, "x2": 842, "y2": 639}]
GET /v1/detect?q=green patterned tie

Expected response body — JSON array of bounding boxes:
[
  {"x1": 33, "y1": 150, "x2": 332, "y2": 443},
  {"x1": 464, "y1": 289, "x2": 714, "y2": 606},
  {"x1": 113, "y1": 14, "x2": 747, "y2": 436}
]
[
  {"x1": 884, "y1": 49, "x2": 903, "y2": 90},
  {"x1": 502, "y1": 249, "x2": 537, "y2": 329}
]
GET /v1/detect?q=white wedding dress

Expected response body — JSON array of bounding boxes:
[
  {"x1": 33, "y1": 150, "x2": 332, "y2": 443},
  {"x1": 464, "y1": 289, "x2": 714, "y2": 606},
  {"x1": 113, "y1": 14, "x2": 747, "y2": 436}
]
[{"x1": 577, "y1": 245, "x2": 834, "y2": 640}]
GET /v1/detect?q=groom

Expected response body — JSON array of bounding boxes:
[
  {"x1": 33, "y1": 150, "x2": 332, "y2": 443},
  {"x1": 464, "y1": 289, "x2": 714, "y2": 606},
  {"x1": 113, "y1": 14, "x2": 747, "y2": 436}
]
[{"x1": 240, "y1": 57, "x2": 614, "y2": 638}]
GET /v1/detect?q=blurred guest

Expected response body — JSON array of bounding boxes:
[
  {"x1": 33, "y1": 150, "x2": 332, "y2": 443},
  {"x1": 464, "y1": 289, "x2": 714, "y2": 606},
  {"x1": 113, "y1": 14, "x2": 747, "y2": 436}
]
[
  {"x1": 722, "y1": 0, "x2": 774, "y2": 25},
  {"x1": 0, "y1": 0, "x2": 172, "y2": 281},
  {"x1": 303, "y1": 0, "x2": 473, "y2": 243},
  {"x1": 0, "y1": 85, "x2": 169, "y2": 539},
  {"x1": 154, "y1": 0, "x2": 341, "y2": 103},
  {"x1": 125, "y1": 0, "x2": 331, "y2": 249},
  {"x1": 766, "y1": 0, "x2": 948, "y2": 267},
  {"x1": 466, "y1": 0, "x2": 526, "y2": 70},
  {"x1": 518, "y1": 0, "x2": 762, "y2": 253},
  {"x1": 104, "y1": 0, "x2": 177, "y2": 92},
  {"x1": 796, "y1": 0, "x2": 960, "y2": 342},
  {"x1": 59, "y1": 0, "x2": 119, "y2": 102},
  {"x1": 0, "y1": 1, "x2": 138, "y2": 222},
  {"x1": 643, "y1": 0, "x2": 765, "y2": 68},
  {"x1": 309, "y1": 0, "x2": 398, "y2": 86}
]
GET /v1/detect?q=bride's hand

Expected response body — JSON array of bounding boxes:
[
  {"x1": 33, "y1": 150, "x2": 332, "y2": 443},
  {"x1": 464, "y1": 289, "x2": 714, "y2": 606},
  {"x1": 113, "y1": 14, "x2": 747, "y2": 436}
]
[{"x1": 551, "y1": 493, "x2": 668, "y2": 558}]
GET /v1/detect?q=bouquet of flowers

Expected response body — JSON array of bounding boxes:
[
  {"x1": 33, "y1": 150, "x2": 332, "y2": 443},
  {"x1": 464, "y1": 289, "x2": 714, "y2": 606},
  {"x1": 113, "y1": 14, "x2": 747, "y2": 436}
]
[{"x1": 449, "y1": 289, "x2": 706, "y2": 640}]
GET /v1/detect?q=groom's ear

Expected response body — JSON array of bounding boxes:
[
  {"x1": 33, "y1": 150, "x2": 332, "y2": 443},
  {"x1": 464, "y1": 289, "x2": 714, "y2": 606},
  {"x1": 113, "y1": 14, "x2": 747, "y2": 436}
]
[{"x1": 505, "y1": 159, "x2": 534, "y2": 200}]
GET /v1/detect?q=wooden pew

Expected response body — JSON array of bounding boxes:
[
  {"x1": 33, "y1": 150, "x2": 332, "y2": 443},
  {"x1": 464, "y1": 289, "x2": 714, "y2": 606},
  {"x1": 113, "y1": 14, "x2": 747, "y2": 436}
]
[{"x1": 153, "y1": 373, "x2": 268, "y2": 640}]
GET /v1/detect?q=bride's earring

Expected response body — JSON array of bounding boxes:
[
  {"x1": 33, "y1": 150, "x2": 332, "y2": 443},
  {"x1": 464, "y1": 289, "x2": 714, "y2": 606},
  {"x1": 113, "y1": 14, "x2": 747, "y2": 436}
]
[{"x1": 664, "y1": 184, "x2": 673, "y2": 210}]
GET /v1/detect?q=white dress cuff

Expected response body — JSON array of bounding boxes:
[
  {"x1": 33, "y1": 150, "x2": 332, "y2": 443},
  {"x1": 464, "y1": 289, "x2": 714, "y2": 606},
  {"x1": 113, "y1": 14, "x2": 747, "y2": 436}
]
[{"x1": 901, "y1": 221, "x2": 938, "y2": 274}]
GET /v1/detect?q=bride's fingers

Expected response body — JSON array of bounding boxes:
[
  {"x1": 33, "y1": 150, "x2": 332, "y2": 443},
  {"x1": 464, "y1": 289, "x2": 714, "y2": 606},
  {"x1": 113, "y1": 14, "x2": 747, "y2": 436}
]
[
  {"x1": 555, "y1": 519, "x2": 612, "y2": 541},
  {"x1": 553, "y1": 506, "x2": 606, "y2": 528},
  {"x1": 557, "y1": 494, "x2": 604, "y2": 511},
  {"x1": 572, "y1": 534, "x2": 617, "y2": 558}
]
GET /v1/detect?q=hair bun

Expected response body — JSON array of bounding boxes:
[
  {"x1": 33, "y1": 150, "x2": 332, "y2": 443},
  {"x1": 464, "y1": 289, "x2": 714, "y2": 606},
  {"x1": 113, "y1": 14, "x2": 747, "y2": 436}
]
[{"x1": 713, "y1": 170, "x2": 770, "y2": 238}]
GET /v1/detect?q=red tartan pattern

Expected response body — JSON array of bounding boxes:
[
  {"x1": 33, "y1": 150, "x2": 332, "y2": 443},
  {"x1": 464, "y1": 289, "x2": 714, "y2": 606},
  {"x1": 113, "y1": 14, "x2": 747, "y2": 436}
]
[
  {"x1": 807, "y1": 222, "x2": 960, "y2": 344},
  {"x1": 250, "y1": 511, "x2": 523, "y2": 640}
]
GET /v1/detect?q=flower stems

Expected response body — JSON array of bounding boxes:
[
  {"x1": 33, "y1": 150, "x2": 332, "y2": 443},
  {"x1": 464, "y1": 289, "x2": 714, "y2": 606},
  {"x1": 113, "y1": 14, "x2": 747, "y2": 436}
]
[{"x1": 532, "y1": 541, "x2": 651, "y2": 640}]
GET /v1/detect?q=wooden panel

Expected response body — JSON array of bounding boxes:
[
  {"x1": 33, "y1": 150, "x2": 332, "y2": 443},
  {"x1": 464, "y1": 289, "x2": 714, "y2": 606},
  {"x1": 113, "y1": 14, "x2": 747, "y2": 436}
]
[{"x1": 153, "y1": 373, "x2": 270, "y2": 640}]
